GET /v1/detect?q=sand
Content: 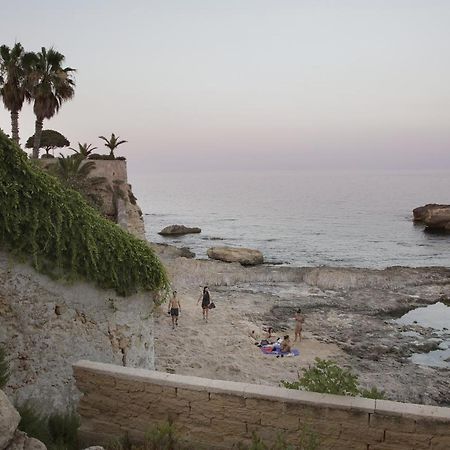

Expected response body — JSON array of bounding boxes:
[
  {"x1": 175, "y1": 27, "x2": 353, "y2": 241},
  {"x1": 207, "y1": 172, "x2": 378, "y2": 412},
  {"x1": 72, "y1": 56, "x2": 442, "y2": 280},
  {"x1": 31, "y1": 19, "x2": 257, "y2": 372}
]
[{"x1": 153, "y1": 286, "x2": 343, "y2": 386}]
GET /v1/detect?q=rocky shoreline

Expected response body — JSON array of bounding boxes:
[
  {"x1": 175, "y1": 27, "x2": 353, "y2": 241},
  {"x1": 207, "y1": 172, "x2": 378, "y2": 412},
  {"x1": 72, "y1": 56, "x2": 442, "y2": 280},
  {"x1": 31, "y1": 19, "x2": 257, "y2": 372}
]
[{"x1": 157, "y1": 247, "x2": 450, "y2": 406}]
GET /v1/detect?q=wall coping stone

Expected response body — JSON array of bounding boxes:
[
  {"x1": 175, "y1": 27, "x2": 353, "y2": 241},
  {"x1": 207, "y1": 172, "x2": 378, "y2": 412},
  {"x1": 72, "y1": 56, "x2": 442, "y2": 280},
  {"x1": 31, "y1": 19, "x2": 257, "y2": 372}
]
[{"x1": 73, "y1": 360, "x2": 450, "y2": 421}]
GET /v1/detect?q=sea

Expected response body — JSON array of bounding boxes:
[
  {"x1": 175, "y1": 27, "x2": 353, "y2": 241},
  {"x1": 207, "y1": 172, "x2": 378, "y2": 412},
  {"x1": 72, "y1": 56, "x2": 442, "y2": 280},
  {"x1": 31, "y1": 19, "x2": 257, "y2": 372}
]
[{"x1": 131, "y1": 169, "x2": 450, "y2": 269}]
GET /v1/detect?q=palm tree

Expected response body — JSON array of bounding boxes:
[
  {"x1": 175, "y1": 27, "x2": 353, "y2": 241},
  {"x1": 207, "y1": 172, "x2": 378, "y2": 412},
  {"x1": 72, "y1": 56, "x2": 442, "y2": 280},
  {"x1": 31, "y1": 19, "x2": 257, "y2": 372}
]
[
  {"x1": 0, "y1": 43, "x2": 36, "y2": 145},
  {"x1": 50, "y1": 154, "x2": 105, "y2": 209},
  {"x1": 98, "y1": 133, "x2": 127, "y2": 158},
  {"x1": 69, "y1": 142, "x2": 97, "y2": 159},
  {"x1": 53, "y1": 154, "x2": 96, "y2": 181},
  {"x1": 29, "y1": 47, "x2": 75, "y2": 158}
]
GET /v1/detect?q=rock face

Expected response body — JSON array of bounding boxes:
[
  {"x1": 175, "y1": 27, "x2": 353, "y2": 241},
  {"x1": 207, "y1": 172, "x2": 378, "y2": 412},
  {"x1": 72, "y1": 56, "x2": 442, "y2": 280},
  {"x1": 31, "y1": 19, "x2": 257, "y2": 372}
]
[
  {"x1": 413, "y1": 204, "x2": 450, "y2": 232},
  {"x1": 158, "y1": 225, "x2": 201, "y2": 236},
  {"x1": 0, "y1": 390, "x2": 47, "y2": 450},
  {"x1": 0, "y1": 251, "x2": 156, "y2": 410},
  {"x1": 0, "y1": 390, "x2": 20, "y2": 450},
  {"x1": 207, "y1": 247, "x2": 264, "y2": 266}
]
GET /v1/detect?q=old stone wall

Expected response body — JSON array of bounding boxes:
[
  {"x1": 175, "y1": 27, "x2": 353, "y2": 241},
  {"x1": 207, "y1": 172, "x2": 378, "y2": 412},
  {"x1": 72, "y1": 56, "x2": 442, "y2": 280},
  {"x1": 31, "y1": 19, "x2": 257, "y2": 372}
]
[
  {"x1": 0, "y1": 252, "x2": 156, "y2": 411},
  {"x1": 74, "y1": 360, "x2": 450, "y2": 450},
  {"x1": 37, "y1": 159, "x2": 145, "y2": 239}
]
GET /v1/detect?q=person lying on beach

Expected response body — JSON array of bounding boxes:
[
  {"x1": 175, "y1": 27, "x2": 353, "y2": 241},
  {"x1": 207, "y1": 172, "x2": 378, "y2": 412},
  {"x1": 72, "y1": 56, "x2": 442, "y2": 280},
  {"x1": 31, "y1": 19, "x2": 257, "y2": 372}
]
[
  {"x1": 294, "y1": 309, "x2": 304, "y2": 342},
  {"x1": 262, "y1": 326, "x2": 274, "y2": 339},
  {"x1": 249, "y1": 329, "x2": 261, "y2": 341}
]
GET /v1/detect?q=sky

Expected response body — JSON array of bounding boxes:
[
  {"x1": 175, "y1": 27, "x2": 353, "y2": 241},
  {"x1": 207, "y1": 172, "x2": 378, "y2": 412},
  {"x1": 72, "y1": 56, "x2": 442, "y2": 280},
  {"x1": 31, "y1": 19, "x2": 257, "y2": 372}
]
[{"x1": 1, "y1": 0, "x2": 450, "y2": 173}]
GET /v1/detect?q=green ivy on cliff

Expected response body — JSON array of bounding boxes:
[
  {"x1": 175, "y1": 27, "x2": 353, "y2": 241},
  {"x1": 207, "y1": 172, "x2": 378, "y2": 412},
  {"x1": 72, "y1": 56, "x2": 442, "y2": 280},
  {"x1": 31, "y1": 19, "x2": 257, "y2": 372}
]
[{"x1": 0, "y1": 130, "x2": 169, "y2": 296}]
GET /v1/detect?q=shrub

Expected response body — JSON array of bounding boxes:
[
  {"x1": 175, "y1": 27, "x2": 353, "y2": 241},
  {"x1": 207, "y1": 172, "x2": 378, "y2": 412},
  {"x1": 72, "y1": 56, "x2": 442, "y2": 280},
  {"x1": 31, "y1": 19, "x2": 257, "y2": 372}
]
[
  {"x1": 237, "y1": 428, "x2": 320, "y2": 450},
  {"x1": 360, "y1": 386, "x2": 386, "y2": 399},
  {"x1": 47, "y1": 411, "x2": 80, "y2": 450},
  {"x1": 282, "y1": 358, "x2": 359, "y2": 396},
  {"x1": 0, "y1": 345, "x2": 10, "y2": 388},
  {"x1": 17, "y1": 404, "x2": 79, "y2": 450},
  {"x1": 88, "y1": 154, "x2": 126, "y2": 161},
  {"x1": 281, "y1": 358, "x2": 385, "y2": 400},
  {"x1": 144, "y1": 421, "x2": 182, "y2": 450},
  {"x1": 17, "y1": 403, "x2": 51, "y2": 444},
  {"x1": 0, "y1": 129, "x2": 169, "y2": 296}
]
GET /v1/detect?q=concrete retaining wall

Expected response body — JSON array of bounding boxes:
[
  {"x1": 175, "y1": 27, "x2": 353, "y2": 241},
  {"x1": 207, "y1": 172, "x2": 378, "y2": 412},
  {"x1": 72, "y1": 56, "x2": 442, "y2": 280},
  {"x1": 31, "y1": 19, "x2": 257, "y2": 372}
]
[{"x1": 73, "y1": 360, "x2": 450, "y2": 450}]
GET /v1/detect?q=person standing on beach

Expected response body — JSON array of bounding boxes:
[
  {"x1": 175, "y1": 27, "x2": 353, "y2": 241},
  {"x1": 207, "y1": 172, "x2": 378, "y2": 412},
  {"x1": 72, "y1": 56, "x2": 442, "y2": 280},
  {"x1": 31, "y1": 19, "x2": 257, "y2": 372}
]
[
  {"x1": 197, "y1": 286, "x2": 211, "y2": 322},
  {"x1": 294, "y1": 308, "x2": 304, "y2": 342},
  {"x1": 167, "y1": 291, "x2": 181, "y2": 329}
]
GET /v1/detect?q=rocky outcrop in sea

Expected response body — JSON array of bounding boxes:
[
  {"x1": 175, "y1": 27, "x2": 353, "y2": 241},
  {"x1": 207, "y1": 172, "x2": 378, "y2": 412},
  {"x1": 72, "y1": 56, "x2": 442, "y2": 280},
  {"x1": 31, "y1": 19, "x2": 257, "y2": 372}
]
[
  {"x1": 158, "y1": 224, "x2": 201, "y2": 236},
  {"x1": 207, "y1": 246, "x2": 264, "y2": 266},
  {"x1": 413, "y1": 203, "x2": 450, "y2": 233}
]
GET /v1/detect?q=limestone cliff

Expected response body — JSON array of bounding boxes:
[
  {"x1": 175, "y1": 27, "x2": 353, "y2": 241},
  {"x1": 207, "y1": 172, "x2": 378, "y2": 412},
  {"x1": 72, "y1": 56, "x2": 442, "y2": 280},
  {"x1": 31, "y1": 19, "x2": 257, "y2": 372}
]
[
  {"x1": 39, "y1": 159, "x2": 145, "y2": 239},
  {"x1": 0, "y1": 251, "x2": 156, "y2": 411}
]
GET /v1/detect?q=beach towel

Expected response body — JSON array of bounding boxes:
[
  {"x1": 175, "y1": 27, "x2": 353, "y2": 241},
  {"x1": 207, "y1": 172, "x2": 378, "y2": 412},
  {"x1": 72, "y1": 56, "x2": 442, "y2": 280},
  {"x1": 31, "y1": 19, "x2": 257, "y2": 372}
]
[{"x1": 260, "y1": 346, "x2": 300, "y2": 357}]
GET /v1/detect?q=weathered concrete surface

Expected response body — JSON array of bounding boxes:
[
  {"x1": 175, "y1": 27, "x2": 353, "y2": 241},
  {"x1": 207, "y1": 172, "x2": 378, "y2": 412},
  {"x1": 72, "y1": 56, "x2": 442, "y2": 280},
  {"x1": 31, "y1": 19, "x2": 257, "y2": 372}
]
[
  {"x1": 73, "y1": 360, "x2": 450, "y2": 450},
  {"x1": 207, "y1": 246, "x2": 264, "y2": 266},
  {"x1": 0, "y1": 251, "x2": 156, "y2": 410}
]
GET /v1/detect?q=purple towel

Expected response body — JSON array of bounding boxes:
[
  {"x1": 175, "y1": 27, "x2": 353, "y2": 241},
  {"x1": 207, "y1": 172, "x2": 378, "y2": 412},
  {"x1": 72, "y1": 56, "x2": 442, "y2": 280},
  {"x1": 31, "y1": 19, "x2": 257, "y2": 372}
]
[{"x1": 261, "y1": 346, "x2": 300, "y2": 356}]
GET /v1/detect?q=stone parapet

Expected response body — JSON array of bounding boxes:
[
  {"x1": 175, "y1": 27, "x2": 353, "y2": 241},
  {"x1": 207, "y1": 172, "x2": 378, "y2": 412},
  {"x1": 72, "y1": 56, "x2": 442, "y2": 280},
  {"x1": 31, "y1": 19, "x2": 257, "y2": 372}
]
[{"x1": 73, "y1": 360, "x2": 450, "y2": 450}]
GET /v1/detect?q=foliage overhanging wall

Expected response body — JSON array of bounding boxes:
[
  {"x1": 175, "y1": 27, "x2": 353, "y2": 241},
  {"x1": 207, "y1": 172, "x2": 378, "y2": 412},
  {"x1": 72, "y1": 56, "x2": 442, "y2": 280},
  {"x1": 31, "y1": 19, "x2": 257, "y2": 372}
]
[{"x1": 0, "y1": 130, "x2": 169, "y2": 296}]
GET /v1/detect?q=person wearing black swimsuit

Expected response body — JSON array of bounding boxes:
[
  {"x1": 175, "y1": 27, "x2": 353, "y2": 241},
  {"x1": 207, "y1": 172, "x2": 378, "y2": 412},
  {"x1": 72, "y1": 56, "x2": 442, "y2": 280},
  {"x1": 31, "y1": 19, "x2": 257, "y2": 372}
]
[{"x1": 197, "y1": 286, "x2": 210, "y2": 322}]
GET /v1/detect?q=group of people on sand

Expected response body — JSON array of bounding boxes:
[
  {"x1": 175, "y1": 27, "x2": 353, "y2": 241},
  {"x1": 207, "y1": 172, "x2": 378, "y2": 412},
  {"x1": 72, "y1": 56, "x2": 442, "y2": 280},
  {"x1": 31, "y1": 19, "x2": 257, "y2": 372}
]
[
  {"x1": 166, "y1": 288, "x2": 304, "y2": 348},
  {"x1": 166, "y1": 286, "x2": 213, "y2": 329},
  {"x1": 251, "y1": 309, "x2": 305, "y2": 355}
]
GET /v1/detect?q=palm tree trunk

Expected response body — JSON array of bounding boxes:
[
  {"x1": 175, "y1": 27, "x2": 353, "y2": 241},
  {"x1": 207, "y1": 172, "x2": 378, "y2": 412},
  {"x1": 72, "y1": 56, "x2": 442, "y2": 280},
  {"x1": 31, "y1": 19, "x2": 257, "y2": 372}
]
[
  {"x1": 32, "y1": 119, "x2": 43, "y2": 159},
  {"x1": 10, "y1": 111, "x2": 20, "y2": 145}
]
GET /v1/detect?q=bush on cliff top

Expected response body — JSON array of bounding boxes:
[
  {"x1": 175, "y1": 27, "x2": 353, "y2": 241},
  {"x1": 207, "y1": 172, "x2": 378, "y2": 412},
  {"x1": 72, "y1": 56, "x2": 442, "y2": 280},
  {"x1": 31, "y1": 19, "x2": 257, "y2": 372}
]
[{"x1": 0, "y1": 130, "x2": 169, "y2": 296}]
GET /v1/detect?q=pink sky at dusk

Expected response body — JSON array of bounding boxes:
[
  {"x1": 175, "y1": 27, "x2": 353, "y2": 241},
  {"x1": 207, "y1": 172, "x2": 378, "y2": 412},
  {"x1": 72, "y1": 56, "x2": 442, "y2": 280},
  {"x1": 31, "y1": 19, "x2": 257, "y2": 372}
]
[{"x1": 1, "y1": 0, "x2": 450, "y2": 173}]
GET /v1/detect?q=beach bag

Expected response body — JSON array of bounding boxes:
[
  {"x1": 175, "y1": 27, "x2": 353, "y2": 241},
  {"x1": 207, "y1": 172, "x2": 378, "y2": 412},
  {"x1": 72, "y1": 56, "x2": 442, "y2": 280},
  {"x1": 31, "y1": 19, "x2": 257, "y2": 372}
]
[{"x1": 208, "y1": 302, "x2": 216, "y2": 309}]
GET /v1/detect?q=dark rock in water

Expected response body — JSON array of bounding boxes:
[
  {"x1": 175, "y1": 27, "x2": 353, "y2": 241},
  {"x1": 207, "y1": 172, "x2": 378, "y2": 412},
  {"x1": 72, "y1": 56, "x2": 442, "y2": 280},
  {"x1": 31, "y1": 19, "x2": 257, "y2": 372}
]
[
  {"x1": 413, "y1": 204, "x2": 450, "y2": 222},
  {"x1": 413, "y1": 204, "x2": 450, "y2": 233},
  {"x1": 151, "y1": 242, "x2": 195, "y2": 259},
  {"x1": 178, "y1": 247, "x2": 195, "y2": 258},
  {"x1": 158, "y1": 224, "x2": 201, "y2": 236}
]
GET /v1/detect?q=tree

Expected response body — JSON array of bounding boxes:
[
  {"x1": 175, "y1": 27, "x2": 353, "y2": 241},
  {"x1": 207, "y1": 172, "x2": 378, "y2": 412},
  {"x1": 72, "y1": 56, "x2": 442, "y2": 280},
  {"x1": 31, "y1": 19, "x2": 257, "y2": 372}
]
[
  {"x1": 25, "y1": 129, "x2": 69, "y2": 157},
  {"x1": 98, "y1": 133, "x2": 127, "y2": 158},
  {"x1": 69, "y1": 142, "x2": 97, "y2": 159},
  {"x1": 49, "y1": 154, "x2": 105, "y2": 209},
  {"x1": 29, "y1": 47, "x2": 75, "y2": 158},
  {"x1": 0, "y1": 43, "x2": 36, "y2": 145}
]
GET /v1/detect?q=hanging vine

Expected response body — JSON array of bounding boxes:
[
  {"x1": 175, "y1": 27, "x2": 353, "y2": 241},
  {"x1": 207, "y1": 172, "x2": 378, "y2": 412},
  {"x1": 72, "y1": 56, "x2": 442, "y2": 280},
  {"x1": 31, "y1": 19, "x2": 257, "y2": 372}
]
[{"x1": 0, "y1": 130, "x2": 169, "y2": 296}]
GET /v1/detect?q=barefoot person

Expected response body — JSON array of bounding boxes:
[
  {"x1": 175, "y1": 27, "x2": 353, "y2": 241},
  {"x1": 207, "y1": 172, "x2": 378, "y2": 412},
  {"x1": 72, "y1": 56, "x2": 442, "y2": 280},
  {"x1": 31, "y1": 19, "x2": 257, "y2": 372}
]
[
  {"x1": 281, "y1": 335, "x2": 292, "y2": 353},
  {"x1": 294, "y1": 309, "x2": 304, "y2": 342},
  {"x1": 197, "y1": 286, "x2": 211, "y2": 322},
  {"x1": 167, "y1": 291, "x2": 181, "y2": 329}
]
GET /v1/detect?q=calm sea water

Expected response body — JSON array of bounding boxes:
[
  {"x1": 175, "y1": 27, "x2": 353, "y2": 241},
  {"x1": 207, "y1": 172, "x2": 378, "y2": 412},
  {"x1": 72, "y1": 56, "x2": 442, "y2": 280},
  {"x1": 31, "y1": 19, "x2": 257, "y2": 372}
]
[{"x1": 131, "y1": 170, "x2": 450, "y2": 269}]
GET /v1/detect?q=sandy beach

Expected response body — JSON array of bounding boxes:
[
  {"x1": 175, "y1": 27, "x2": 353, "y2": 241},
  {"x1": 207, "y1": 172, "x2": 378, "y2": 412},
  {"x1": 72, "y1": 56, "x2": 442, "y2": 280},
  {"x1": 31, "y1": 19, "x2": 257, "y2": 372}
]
[
  {"x1": 153, "y1": 285, "x2": 343, "y2": 386},
  {"x1": 151, "y1": 250, "x2": 450, "y2": 406}
]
